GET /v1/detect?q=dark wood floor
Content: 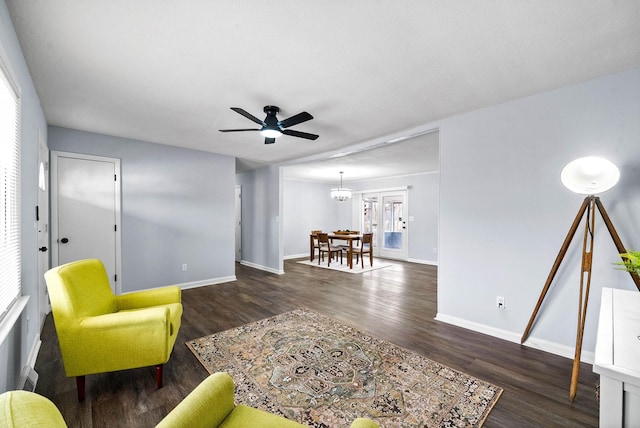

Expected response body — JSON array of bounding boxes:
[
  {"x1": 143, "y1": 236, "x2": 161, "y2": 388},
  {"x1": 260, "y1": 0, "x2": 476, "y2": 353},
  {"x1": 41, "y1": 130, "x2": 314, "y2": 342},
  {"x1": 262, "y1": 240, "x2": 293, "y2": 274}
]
[{"x1": 35, "y1": 259, "x2": 599, "y2": 427}]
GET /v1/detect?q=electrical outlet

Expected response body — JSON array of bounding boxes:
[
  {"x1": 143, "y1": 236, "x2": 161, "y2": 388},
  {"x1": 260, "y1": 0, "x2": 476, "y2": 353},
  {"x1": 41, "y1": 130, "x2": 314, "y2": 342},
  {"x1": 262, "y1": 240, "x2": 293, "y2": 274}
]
[
  {"x1": 181, "y1": 263, "x2": 187, "y2": 272},
  {"x1": 496, "y1": 296, "x2": 505, "y2": 309}
]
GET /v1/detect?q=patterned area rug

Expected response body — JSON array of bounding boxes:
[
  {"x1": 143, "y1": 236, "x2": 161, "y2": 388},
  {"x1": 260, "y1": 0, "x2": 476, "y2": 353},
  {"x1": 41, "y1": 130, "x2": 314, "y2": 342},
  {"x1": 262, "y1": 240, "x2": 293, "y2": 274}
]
[
  {"x1": 186, "y1": 309, "x2": 502, "y2": 428},
  {"x1": 297, "y1": 259, "x2": 392, "y2": 274}
]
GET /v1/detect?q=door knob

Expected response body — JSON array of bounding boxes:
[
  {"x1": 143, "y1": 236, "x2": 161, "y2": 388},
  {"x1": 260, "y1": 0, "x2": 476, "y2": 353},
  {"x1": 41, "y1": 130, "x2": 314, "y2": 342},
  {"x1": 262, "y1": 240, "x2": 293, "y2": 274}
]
[
  {"x1": 39, "y1": 246, "x2": 48, "y2": 252},
  {"x1": 60, "y1": 238, "x2": 69, "y2": 244}
]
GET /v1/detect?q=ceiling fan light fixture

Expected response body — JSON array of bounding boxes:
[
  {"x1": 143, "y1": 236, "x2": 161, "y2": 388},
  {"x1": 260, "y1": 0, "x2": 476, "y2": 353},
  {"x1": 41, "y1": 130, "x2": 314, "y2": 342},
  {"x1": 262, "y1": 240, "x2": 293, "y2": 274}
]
[
  {"x1": 331, "y1": 171, "x2": 352, "y2": 201},
  {"x1": 260, "y1": 128, "x2": 282, "y2": 138}
]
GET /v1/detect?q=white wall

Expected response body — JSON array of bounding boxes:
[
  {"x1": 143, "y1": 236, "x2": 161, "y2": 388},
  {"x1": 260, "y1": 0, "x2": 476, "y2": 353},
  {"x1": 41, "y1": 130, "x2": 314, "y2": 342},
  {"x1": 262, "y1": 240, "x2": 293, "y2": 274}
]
[
  {"x1": 0, "y1": 0, "x2": 48, "y2": 392},
  {"x1": 437, "y1": 67, "x2": 640, "y2": 360},
  {"x1": 48, "y1": 126, "x2": 236, "y2": 291}
]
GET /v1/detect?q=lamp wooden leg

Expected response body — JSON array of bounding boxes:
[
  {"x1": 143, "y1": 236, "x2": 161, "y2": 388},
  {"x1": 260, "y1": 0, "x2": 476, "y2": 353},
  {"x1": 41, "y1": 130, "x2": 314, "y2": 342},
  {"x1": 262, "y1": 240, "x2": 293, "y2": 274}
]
[
  {"x1": 521, "y1": 197, "x2": 590, "y2": 344},
  {"x1": 155, "y1": 364, "x2": 163, "y2": 389},
  {"x1": 521, "y1": 196, "x2": 631, "y2": 401},
  {"x1": 76, "y1": 376, "x2": 85, "y2": 402},
  {"x1": 595, "y1": 198, "x2": 640, "y2": 291},
  {"x1": 570, "y1": 197, "x2": 595, "y2": 401}
]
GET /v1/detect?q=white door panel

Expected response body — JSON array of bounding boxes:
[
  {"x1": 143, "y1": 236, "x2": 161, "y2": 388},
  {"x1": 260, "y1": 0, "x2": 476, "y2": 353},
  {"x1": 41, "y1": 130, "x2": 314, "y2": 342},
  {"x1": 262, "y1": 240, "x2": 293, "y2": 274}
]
[{"x1": 51, "y1": 152, "x2": 121, "y2": 293}]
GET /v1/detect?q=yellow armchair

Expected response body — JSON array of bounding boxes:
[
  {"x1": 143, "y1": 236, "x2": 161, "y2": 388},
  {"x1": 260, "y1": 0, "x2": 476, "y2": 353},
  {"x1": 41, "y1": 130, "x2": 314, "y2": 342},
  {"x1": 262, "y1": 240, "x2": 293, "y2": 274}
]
[
  {"x1": 44, "y1": 259, "x2": 183, "y2": 401},
  {"x1": 0, "y1": 374, "x2": 379, "y2": 428},
  {"x1": 156, "y1": 372, "x2": 380, "y2": 428}
]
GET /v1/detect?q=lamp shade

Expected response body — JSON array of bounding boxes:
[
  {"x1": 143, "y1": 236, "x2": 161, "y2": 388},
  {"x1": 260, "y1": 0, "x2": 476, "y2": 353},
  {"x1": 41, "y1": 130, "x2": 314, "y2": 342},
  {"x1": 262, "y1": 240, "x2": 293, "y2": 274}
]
[
  {"x1": 560, "y1": 157, "x2": 620, "y2": 195},
  {"x1": 330, "y1": 187, "x2": 352, "y2": 201}
]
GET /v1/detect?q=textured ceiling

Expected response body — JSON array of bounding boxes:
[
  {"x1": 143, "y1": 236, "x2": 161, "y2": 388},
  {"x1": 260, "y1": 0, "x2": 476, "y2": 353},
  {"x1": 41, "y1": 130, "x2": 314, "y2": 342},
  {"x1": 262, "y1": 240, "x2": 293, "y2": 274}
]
[{"x1": 6, "y1": 1, "x2": 640, "y2": 180}]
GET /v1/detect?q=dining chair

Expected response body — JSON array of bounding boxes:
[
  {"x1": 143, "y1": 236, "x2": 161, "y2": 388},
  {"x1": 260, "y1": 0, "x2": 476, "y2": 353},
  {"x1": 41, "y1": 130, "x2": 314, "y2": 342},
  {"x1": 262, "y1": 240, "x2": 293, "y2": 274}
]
[
  {"x1": 354, "y1": 232, "x2": 373, "y2": 268},
  {"x1": 317, "y1": 233, "x2": 343, "y2": 266},
  {"x1": 311, "y1": 229, "x2": 322, "y2": 253}
]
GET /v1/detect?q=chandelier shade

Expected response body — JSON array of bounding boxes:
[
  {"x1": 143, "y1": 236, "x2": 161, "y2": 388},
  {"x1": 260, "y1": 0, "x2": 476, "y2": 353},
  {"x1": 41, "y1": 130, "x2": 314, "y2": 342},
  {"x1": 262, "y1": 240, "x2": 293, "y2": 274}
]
[{"x1": 331, "y1": 171, "x2": 352, "y2": 201}]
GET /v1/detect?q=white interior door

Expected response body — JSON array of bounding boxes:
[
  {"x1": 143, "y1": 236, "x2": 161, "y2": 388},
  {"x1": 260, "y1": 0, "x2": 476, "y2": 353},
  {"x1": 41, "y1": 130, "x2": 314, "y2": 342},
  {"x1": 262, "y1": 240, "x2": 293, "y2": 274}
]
[
  {"x1": 51, "y1": 152, "x2": 121, "y2": 293},
  {"x1": 37, "y1": 136, "x2": 50, "y2": 326}
]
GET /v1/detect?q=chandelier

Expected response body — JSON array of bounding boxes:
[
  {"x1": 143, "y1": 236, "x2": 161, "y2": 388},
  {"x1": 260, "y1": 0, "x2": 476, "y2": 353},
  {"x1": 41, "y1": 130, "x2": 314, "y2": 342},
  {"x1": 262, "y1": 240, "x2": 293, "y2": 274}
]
[{"x1": 330, "y1": 171, "x2": 352, "y2": 201}]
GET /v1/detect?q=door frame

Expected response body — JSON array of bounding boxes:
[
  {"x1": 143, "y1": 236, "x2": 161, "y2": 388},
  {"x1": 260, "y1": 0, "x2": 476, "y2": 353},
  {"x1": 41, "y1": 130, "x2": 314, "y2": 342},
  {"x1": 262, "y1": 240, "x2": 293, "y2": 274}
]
[
  {"x1": 235, "y1": 185, "x2": 242, "y2": 262},
  {"x1": 355, "y1": 186, "x2": 409, "y2": 260},
  {"x1": 37, "y1": 134, "x2": 50, "y2": 326},
  {"x1": 50, "y1": 151, "x2": 123, "y2": 293}
]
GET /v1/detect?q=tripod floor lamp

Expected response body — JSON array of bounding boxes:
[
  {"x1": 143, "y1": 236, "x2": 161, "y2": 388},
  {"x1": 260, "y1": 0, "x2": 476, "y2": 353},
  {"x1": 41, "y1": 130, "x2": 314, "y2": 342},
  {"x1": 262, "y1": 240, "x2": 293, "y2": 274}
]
[{"x1": 520, "y1": 156, "x2": 640, "y2": 401}]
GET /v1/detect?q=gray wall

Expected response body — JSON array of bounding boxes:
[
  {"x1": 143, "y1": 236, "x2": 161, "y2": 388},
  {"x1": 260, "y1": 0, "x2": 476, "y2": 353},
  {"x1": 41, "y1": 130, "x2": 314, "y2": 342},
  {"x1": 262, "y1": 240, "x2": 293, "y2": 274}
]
[
  {"x1": 236, "y1": 165, "x2": 283, "y2": 273},
  {"x1": 0, "y1": 0, "x2": 48, "y2": 392},
  {"x1": 282, "y1": 179, "x2": 352, "y2": 258},
  {"x1": 282, "y1": 172, "x2": 439, "y2": 263},
  {"x1": 437, "y1": 66, "x2": 640, "y2": 359},
  {"x1": 353, "y1": 172, "x2": 439, "y2": 264},
  {"x1": 48, "y1": 126, "x2": 236, "y2": 291}
]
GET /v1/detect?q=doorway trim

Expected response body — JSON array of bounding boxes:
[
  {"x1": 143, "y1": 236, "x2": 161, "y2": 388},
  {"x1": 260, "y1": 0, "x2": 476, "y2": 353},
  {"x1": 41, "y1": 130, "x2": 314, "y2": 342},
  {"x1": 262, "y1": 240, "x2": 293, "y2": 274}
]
[
  {"x1": 235, "y1": 185, "x2": 242, "y2": 262},
  {"x1": 50, "y1": 151, "x2": 123, "y2": 293},
  {"x1": 354, "y1": 186, "x2": 409, "y2": 260},
  {"x1": 37, "y1": 134, "x2": 50, "y2": 327}
]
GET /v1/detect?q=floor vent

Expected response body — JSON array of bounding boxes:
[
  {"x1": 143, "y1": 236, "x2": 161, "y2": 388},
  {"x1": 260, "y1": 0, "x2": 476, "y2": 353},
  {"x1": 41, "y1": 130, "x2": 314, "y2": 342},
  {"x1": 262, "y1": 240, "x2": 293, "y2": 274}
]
[{"x1": 18, "y1": 366, "x2": 38, "y2": 392}]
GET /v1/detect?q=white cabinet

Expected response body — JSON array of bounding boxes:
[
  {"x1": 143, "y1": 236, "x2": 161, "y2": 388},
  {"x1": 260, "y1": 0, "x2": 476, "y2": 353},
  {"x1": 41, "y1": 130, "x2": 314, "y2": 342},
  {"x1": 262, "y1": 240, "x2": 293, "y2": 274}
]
[{"x1": 593, "y1": 288, "x2": 640, "y2": 428}]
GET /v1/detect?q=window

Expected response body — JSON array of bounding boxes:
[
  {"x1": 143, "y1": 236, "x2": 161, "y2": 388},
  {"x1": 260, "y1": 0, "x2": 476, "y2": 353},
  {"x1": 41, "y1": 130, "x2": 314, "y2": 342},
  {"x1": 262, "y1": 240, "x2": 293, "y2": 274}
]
[{"x1": 0, "y1": 55, "x2": 20, "y2": 322}]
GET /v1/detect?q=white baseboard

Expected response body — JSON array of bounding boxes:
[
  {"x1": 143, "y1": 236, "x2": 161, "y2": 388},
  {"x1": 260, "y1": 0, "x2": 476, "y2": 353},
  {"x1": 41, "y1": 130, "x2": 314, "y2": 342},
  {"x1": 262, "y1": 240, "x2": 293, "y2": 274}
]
[
  {"x1": 17, "y1": 335, "x2": 41, "y2": 390},
  {"x1": 407, "y1": 258, "x2": 438, "y2": 266},
  {"x1": 178, "y1": 276, "x2": 237, "y2": 290},
  {"x1": 284, "y1": 253, "x2": 307, "y2": 260},
  {"x1": 240, "y1": 260, "x2": 285, "y2": 275},
  {"x1": 27, "y1": 335, "x2": 41, "y2": 370},
  {"x1": 434, "y1": 313, "x2": 594, "y2": 364}
]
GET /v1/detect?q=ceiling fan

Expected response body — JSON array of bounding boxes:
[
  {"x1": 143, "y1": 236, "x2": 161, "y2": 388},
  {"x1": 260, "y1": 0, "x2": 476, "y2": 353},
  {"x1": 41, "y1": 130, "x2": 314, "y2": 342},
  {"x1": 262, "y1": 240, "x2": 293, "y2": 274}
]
[{"x1": 219, "y1": 105, "x2": 319, "y2": 144}]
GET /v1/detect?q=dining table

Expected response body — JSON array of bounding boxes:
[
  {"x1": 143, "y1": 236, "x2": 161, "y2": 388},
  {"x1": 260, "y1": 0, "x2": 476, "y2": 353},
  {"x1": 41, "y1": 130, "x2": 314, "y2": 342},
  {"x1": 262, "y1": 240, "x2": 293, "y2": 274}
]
[{"x1": 309, "y1": 233, "x2": 362, "y2": 269}]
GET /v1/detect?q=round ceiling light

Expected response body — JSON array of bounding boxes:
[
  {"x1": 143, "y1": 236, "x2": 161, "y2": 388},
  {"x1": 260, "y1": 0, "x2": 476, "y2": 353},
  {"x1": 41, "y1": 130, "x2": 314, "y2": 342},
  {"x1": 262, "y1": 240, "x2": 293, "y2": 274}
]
[{"x1": 560, "y1": 156, "x2": 620, "y2": 195}]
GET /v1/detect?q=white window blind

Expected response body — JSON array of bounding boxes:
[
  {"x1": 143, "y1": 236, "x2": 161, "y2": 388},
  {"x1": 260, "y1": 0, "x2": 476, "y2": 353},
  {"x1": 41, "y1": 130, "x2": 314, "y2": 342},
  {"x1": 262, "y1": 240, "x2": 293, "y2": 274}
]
[{"x1": 0, "y1": 58, "x2": 21, "y2": 323}]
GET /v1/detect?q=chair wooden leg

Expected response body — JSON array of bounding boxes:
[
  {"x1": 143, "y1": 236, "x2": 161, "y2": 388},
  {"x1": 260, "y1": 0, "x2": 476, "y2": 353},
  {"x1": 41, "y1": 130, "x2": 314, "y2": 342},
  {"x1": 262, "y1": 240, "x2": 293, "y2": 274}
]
[
  {"x1": 156, "y1": 364, "x2": 164, "y2": 389},
  {"x1": 76, "y1": 376, "x2": 85, "y2": 402},
  {"x1": 369, "y1": 251, "x2": 373, "y2": 267}
]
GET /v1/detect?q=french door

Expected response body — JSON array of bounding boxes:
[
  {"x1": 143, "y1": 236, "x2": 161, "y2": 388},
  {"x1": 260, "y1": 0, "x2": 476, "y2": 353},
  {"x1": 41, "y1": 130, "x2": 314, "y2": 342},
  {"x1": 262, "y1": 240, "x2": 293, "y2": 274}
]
[{"x1": 361, "y1": 190, "x2": 408, "y2": 260}]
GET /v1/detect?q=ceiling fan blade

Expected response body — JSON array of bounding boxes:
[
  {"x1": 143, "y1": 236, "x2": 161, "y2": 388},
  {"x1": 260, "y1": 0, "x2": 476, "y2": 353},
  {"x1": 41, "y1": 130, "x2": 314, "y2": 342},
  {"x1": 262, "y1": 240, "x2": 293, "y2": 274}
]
[
  {"x1": 230, "y1": 107, "x2": 265, "y2": 125},
  {"x1": 282, "y1": 129, "x2": 319, "y2": 140},
  {"x1": 264, "y1": 137, "x2": 276, "y2": 144},
  {"x1": 218, "y1": 128, "x2": 260, "y2": 132},
  {"x1": 279, "y1": 111, "x2": 313, "y2": 128}
]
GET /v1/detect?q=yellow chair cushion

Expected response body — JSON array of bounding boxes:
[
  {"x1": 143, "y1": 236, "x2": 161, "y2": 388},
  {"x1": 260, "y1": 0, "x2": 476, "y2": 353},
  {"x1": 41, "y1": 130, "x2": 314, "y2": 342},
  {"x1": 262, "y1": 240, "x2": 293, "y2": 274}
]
[
  {"x1": 219, "y1": 405, "x2": 305, "y2": 428},
  {"x1": 0, "y1": 390, "x2": 67, "y2": 427}
]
